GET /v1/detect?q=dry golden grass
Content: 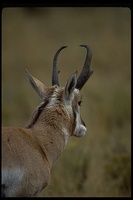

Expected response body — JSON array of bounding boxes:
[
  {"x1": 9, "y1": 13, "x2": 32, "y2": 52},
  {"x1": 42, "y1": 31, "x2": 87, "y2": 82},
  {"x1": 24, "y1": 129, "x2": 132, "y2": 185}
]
[{"x1": 2, "y1": 7, "x2": 131, "y2": 197}]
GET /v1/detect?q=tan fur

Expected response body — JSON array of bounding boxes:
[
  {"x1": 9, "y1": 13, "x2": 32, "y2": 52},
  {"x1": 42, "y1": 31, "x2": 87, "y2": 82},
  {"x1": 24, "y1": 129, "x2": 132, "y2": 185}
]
[
  {"x1": 2, "y1": 71, "x2": 86, "y2": 197},
  {"x1": 2, "y1": 44, "x2": 94, "y2": 197}
]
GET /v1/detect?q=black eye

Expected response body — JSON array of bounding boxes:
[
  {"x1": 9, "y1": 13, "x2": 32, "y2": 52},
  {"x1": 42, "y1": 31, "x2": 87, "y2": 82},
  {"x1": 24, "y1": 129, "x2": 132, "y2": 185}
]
[{"x1": 78, "y1": 101, "x2": 82, "y2": 106}]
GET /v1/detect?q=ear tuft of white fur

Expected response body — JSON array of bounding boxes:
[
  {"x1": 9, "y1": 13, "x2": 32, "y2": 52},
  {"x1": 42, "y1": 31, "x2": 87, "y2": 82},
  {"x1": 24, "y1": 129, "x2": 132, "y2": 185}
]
[{"x1": 63, "y1": 72, "x2": 77, "y2": 102}]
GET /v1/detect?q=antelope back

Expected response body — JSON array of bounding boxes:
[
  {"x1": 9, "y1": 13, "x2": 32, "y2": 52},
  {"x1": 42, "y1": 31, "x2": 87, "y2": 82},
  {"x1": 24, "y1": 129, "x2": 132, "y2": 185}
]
[{"x1": 2, "y1": 45, "x2": 93, "y2": 197}]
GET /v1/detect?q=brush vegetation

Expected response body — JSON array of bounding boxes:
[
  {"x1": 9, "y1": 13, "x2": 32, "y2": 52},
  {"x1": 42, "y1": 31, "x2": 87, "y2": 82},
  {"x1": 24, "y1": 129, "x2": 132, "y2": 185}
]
[{"x1": 2, "y1": 7, "x2": 131, "y2": 197}]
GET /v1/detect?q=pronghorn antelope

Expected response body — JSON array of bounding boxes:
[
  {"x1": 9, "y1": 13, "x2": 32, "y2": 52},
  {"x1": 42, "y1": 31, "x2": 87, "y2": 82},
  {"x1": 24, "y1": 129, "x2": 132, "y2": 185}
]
[{"x1": 2, "y1": 45, "x2": 93, "y2": 197}]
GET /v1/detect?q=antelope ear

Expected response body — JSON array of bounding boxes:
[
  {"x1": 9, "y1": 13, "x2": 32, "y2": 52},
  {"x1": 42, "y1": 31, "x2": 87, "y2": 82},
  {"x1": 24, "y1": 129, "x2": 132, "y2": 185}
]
[
  {"x1": 25, "y1": 70, "x2": 47, "y2": 100},
  {"x1": 63, "y1": 71, "x2": 77, "y2": 101}
]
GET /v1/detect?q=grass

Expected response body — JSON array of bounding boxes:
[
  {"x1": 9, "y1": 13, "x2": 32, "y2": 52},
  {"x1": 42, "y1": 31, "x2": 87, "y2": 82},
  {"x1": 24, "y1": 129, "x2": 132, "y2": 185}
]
[{"x1": 2, "y1": 7, "x2": 131, "y2": 197}]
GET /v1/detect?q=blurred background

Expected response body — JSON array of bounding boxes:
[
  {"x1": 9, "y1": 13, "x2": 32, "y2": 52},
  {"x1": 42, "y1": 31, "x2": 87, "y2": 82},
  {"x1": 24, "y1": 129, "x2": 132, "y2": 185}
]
[{"x1": 2, "y1": 7, "x2": 131, "y2": 197}]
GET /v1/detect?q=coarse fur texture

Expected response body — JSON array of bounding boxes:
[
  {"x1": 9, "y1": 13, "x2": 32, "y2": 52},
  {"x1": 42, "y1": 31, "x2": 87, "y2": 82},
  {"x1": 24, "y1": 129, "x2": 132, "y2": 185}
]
[{"x1": 2, "y1": 45, "x2": 93, "y2": 197}]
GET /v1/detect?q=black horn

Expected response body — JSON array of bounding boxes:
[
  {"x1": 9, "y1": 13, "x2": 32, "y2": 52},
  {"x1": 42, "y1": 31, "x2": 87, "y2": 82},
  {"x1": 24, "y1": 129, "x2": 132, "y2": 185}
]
[
  {"x1": 76, "y1": 45, "x2": 93, "y2": 90},
  {"x1": 52, "y1": 46, "x2": 67, "y2": 86}
]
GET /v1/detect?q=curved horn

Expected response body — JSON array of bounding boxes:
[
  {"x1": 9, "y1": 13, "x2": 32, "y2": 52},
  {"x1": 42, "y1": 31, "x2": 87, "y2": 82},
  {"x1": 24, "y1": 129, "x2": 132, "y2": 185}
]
[
  {"x1": 52, "y1": 46, "x2": 67, "y2": 86},
  {"x1": 76, "y1": 45, "x2": 93, "y2": 90}
]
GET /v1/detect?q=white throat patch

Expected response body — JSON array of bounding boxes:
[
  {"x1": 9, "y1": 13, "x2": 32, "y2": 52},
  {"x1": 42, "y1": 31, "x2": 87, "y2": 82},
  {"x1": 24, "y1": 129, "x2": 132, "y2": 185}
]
[{"x1": 74, "y1": 111, "x2": 87, "y2": 137}]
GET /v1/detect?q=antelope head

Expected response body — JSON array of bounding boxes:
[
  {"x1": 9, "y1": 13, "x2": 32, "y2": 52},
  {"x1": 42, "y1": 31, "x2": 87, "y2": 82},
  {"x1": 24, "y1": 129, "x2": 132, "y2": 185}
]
[
  {"x1": 2, "y1": 45, "x2": 93, "y2": 197},
  {"x1": 25, "y1": 45, "x2": 93, "y2": 140}
]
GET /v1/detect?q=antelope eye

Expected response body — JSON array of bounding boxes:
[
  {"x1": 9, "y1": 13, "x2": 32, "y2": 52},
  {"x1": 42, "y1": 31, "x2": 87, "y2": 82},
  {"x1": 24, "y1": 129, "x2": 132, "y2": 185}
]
[{"x1": 78, "y1": 101, "x2": 82, "y2": 106}]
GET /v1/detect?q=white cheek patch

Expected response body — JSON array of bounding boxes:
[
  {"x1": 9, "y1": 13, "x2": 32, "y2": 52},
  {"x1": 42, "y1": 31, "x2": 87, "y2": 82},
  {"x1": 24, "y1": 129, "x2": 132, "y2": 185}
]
[
  {"x1": 74, "y1": 112, "x2": 87, "y2": 137},
  {"x1": 74, "y1": 124, "x2": 87, "y2": 137}
]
